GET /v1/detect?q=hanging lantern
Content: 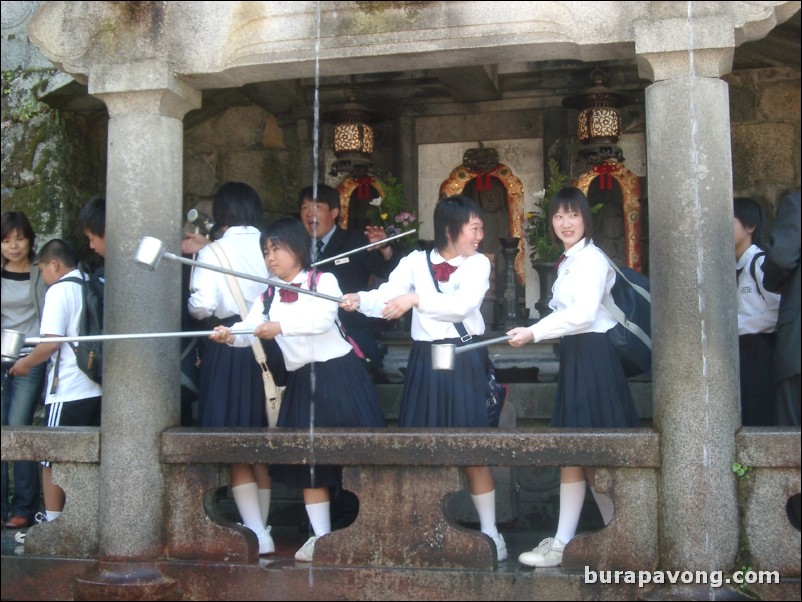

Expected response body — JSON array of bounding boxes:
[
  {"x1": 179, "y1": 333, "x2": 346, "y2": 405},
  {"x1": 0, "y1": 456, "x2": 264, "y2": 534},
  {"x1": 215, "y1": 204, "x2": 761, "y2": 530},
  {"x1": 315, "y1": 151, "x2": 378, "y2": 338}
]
[
  {"x1": 562, "y1": 69, "x2": 634, "y2": 165},
  {"x1": 322, "y1": 94, "x2": 384, "y2": 177}
]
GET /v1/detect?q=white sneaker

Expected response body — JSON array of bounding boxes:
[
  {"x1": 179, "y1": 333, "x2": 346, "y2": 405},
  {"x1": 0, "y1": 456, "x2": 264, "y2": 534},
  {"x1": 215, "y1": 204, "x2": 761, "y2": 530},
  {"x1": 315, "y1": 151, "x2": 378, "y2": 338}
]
[
  {"x1": 258, "y1": 525, "x2": 275, "y2": 555},
  {"x1": 491, "y1": 532, "x2": 508, "y2": 561},
  {"x1": 294, "y1": 535, "x2": 318, "y2": 562},
  {"x1": 518, "y1": 537, "x2": 565, "y2": 568}
]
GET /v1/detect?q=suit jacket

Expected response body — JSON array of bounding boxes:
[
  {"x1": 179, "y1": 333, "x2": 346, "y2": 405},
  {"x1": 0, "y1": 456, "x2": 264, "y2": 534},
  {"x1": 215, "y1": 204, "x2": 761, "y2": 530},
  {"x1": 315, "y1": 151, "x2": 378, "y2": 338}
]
[
  {"x1": 763, "y1": 191, "x2": 801, "y2": 381},
  {"x1": 316, "y1": 226, "x2": 402, "y2": 329}
]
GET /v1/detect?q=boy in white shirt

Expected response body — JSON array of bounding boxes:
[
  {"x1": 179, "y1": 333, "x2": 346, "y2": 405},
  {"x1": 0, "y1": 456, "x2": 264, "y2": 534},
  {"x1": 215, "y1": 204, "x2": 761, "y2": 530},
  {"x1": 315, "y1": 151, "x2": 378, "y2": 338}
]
[
  {"x1": 9, "y1": 239, "x2": 101, "y2": 522},
  {"x1": 734, "y1": 197, "x2": 781, "y2": 426}
]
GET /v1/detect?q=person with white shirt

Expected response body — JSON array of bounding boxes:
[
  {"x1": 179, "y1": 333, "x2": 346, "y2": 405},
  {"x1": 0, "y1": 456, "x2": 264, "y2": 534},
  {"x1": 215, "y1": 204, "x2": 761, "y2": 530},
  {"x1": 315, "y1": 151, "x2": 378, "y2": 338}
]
[
  {"x1": 188, "y1": 182, "x2": 278, "y2": 556},
  {"x1": 9, "y1": 239, "x2": 102, "y2": 524},
  {"x1": 507, "y1": 187, "x2": 639, "y2": 568},
  {"x1": 341, "y1": 195, "x2": 508, "y2": 563},
  {"x1": 733, "y1": 197, "x2": 780, "y2": 426},
  {"x1": 210, "y1": 218, "x2": 385, "y2": 562}
]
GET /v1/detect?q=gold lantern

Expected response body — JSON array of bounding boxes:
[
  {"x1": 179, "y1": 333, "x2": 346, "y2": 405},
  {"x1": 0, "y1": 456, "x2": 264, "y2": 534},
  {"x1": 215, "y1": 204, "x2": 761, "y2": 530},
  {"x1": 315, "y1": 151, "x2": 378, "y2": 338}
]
[{"x1": 323, "y1": 95, "x2": 384, "y2": 177}]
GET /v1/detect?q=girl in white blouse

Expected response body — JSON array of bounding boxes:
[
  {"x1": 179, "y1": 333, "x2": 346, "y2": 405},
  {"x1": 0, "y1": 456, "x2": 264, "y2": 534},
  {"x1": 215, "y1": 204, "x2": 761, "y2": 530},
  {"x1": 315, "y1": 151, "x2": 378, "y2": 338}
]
[
  {"x1": 507, "y1": 187, "x2": 639, "y2": 568},
  {"x1": 211, "y1": 218, "x2": 385, "y2": 563},
  {"x1": 341, "y1": 195, "x2": 507, "y2": 562}
]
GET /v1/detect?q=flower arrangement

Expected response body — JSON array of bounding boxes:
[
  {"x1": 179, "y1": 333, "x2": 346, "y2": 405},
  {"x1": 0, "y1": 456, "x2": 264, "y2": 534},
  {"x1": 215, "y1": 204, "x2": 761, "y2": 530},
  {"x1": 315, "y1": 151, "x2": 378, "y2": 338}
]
[
  {"x1": 368, "y1": 174, "x2": 419, "y2": 252},
  {"x1": 523, "y1": 159, "x2": 569, "y2": 265}
]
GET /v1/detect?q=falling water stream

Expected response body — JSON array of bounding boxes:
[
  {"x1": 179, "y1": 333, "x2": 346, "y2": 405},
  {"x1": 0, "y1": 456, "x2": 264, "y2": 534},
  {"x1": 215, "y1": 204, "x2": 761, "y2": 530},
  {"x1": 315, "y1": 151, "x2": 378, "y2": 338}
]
[{"x1": 306, "y1": 0, "x2": 322, "y2": 587}]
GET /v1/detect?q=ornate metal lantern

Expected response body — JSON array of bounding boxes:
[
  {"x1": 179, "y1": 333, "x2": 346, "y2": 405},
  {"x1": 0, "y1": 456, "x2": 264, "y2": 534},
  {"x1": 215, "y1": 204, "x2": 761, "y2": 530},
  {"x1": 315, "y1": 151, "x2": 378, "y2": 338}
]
[
  {"x1": 322, "y1": 95, "x2": 384, "y2": 177},
  {"x1": 562, "y1": 69, "x2": 635, "y2": 165}
]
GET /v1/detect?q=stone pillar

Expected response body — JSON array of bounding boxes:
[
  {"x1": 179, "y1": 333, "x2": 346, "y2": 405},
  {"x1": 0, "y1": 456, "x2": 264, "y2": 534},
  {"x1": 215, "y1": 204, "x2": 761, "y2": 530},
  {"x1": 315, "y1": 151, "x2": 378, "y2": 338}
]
[
  {"x1": 636, "y1": 17, "x2": 740, "y2": 593},
  {"x1": 76, "y1": 60, "x2": 200, "y2": 598}
]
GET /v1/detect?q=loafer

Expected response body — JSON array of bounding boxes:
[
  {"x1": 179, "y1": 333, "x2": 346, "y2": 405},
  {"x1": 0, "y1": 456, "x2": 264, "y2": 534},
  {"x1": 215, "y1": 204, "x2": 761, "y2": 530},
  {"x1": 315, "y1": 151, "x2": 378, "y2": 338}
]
[{"x1": 5, "y1": 516, "x2": 31, "y2": 529}]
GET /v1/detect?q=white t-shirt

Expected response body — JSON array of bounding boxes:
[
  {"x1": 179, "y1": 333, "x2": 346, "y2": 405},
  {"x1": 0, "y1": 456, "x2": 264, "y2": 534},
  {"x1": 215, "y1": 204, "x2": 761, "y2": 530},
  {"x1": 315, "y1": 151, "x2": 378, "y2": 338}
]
[
  {"x1": 40, "y1": 269, "x2": 103, "y2": 404},
  {"x1": 736, "y1": 244, "x2": 780, "y2": 335},
  {"x1": 528, "y1": 240, "x2": 617, "y2": 342},
  {"x1": 357, "y1": 249, "x2": 489, "y2": 342}
]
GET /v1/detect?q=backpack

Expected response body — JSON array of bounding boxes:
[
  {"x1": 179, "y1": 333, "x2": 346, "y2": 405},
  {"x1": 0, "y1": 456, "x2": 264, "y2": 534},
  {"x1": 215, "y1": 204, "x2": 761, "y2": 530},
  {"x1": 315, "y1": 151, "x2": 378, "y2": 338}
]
[
  {"x1": 52, "y1": 269, "x2": 104, "y2": 386},
  {"x1": 600, "y1": 254, "x2": 652, "y2": 378}
]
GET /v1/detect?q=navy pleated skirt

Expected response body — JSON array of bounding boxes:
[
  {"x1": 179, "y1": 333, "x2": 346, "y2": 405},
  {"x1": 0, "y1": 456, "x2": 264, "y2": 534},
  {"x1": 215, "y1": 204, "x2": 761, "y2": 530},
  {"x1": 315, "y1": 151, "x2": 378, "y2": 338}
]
[
  {"x1": 270, "y1": 350, "x2": 385, "y2": 489},
  {"x1": 551, "y1": 332, "x2": 640, "y2": 428},
  {"x1": 198, "y1": 316, "x2": 267, "y2": 428},
  {"x1": 399, "y1": 339, "x2": 490, "y2": 428}
]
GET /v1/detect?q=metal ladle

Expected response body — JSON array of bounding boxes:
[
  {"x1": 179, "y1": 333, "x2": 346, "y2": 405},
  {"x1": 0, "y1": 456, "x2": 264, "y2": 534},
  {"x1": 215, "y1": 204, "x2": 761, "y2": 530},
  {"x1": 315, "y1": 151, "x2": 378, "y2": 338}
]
[
  {"x1": 1, "y1": 327, "x2": 254, "y2": 363},
  {"x1": 134, "y1": 236, "x2": 344, "y2": 303},
  {"x1": 431, "y1": 335, "x2": 513, "y2": 371}
]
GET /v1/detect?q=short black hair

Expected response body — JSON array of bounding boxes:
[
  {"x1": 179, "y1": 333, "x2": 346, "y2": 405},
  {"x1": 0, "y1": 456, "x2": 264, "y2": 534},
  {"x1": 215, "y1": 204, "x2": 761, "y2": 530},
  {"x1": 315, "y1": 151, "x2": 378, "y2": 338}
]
[
  {"x1": 734, "y1": 197, "x2": 764, "y2": 247},
  {"x1": 548, "y1": 187, "x2": 594, "y2": 250},
  {"x1": 38, "y1": 238, "x2": 78, "y2": 268},
  {"x1": 1, "y1": 211, "x2": 37, "y2": 261},
  {"x1": 261, "y1": 218, "x2": 312, "y2": 270},
  {"x1": 212, "y1": 182, "x2": 263, "y2": 229},
  {"x1": 433, "y1": 195, "x2": 484, "y2": 251},
  {"x1": 78, "y1": 197, "x2": 106, "y2": 238},
  {"x1": 298, "y1": 184, "x2": 340, "y2": 212}
]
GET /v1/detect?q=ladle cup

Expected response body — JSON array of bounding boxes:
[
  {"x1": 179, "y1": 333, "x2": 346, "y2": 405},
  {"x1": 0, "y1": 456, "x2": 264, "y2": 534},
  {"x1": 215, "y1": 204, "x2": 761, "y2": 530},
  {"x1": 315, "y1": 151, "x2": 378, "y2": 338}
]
[{"x1": 430, "y1": 335, "x2": 513, "y2": 371}]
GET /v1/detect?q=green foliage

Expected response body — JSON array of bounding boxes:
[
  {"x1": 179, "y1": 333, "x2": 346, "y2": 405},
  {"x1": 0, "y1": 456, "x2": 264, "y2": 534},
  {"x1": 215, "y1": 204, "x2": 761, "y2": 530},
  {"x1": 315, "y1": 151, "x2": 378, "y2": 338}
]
[
  {"x1": 523, "y1": 159, "x2": 569, "y2": 264},
  {"x1": 368, "y1": 174, "x2": 419, "y2": 252},
  {"x1": 732, "y1": 462, "x2": 751, "y2": 480}
]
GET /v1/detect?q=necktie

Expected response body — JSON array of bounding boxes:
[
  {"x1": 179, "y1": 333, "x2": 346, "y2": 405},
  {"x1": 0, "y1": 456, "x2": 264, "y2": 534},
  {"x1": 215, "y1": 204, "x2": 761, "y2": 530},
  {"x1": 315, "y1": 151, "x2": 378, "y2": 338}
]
[
  {"x1": 433, "y1": 262, "x2": 458, "y2": 282},
  {"x1": 315, "y1": 239, "x2": 324, "y2": 263},
  {"x1": 554, "y1": 254, "x2": 567, "y2": 272},
  {"x1": 278, "y1": 282, "x2": 303, "y2": 303}
]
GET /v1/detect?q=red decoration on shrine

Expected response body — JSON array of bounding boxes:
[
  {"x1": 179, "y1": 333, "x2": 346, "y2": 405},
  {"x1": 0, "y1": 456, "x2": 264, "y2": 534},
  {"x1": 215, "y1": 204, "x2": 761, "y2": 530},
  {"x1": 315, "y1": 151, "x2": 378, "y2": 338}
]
[{"x1": 593, "y1": 163, "x2": 617, "y2": 190}]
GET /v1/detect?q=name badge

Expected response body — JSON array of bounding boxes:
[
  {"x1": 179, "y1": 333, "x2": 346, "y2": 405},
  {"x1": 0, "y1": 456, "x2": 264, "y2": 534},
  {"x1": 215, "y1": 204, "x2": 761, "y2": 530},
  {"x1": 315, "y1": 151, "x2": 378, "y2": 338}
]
[{"x1": 335, "y1": 257, "x2": 350, "y2": 265}]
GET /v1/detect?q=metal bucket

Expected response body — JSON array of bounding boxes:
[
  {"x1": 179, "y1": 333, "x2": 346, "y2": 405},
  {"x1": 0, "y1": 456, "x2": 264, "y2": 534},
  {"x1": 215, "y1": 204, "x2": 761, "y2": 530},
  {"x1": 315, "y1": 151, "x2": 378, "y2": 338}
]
[
  {"x1": 134, "y1": 236, "x2": 168, "y2": 270},
  {"x1": 430, "y1": 335, "x2": 513, "y2": 371},
  {"x1": 1, "y1": 329, "x2": 25, "y2": 363}
]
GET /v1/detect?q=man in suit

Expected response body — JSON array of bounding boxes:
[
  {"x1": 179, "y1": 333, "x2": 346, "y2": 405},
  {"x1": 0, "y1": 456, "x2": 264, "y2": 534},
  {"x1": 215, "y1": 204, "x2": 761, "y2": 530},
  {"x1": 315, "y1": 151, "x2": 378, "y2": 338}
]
[
  {"x1": 298, "y1": 184, "x2": 401, "y2": 376},
  {"x1": 762, "y1": 191, "x2": 801, "y2": 427}
]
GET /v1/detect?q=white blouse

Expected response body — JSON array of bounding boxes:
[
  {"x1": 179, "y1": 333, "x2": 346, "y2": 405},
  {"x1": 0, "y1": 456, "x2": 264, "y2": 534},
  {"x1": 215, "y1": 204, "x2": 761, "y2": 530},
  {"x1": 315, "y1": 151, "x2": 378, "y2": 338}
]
[
  {"x1": 528, "y1": 240, "x2": 617, "y2": 342},
  {"x1": 230, "y1": 270, "x2": 352, "y2": 372},
  {"x1": 188, "y1": 226, "x2": 268, "y2": 321},
  {"x1": 357, "y1": 249, "x2": 489, "y2": 341}
]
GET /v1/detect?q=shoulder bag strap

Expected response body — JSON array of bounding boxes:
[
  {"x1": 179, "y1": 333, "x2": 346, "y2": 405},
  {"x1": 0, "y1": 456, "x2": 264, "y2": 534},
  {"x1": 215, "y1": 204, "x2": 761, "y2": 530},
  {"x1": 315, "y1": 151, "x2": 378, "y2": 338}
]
[
  {"x1": 425, "y1": 251, "x2": 472, "y2": 344},
  {"x1": 207, "y1": 243, "x2": 279, "y2": 398}
]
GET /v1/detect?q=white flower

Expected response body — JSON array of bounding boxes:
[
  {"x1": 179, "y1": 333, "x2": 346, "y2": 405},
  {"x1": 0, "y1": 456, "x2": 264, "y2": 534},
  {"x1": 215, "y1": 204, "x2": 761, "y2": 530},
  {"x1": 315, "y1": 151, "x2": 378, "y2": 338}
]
[
  {"x1": 532, "y1": 189, "x2": 546, "y2": 202},
  {"x1": 370, "y1": 197, "x2": 383, "y2": 207}
]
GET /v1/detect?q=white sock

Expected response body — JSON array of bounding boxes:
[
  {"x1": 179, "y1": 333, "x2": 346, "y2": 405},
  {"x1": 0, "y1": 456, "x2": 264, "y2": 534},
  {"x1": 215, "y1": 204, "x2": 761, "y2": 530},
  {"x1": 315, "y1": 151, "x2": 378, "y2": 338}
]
[
  {"x1": 258, "y1": 488, "x2": 272, "y2": 527},
  {"x1": 471, "y1": 490, "x2": 499, "y2": 537},
  {"x1": 231, "y1": 483, "x2": 265, "y2": 536},
  {"x1": 555, "y1": 480, "x2": 586, "y2": 544},
  {"x1": 305, "y1": 501, "x2": 331, "y2": 537},
  {"x1": 45, "y1": 510, "x2": 62, "y2": 522},
  {"x1": 590, "y1": 486, "x2": 614, "y2": 526}
]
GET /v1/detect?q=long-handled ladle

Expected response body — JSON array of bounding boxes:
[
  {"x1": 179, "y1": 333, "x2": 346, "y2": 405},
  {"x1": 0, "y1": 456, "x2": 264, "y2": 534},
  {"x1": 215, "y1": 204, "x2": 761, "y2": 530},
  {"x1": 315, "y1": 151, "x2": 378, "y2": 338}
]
[
  {"x1": 134, "y1": 236, "x2": 344, "y2": 303},
  {"x1": 1, "y1": 328, "x2": 254, "y2": 363}
]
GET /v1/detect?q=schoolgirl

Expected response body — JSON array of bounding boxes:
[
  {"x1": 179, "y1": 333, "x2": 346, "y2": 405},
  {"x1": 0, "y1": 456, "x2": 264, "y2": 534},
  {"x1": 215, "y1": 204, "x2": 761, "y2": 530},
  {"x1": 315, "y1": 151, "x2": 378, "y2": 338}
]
[
  {"x1": 210, "y1": 218, "x2": 385, "y2": 562},
  {"x1": 341, "y1": 195, "x2": 507, "y2": 561},
  {"x1": 733, "y1": 197, "x2": 780, "y2": 426},
  {"x1": 188, "y1": 182, "x2": 275, "y2": 555},
  {"x1": 507, "y1": 187, "x2": 640, "y2": 568}
]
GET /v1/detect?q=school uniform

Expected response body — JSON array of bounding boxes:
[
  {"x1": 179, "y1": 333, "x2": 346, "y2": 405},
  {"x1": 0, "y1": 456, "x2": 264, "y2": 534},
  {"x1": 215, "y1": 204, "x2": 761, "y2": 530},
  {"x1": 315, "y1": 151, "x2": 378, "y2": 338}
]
[
  {"x1": 188, "y1": 226, "x2": 269, "y2": 428},
  {"x1": 231, "y1": 270, "x2": 385, "y2": 488},
  {"x1": 527, "y1": 240, "x2": 639, "y2": 428},
  {"x1": 737, "y1": 244, "x2": 781, "y2": 426},
  {"x1": 358, "y1": 249, "x2": 492, "y2": 427}
]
